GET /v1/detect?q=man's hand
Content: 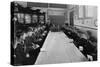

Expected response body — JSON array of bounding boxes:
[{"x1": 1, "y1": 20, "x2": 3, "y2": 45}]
[{"x1": 87, "y1": 54, "x2": 93, "y2": 61}]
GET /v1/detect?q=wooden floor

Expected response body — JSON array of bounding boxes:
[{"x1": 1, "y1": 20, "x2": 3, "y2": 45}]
[{"x1": 35, "y1": 31, "x2": 88, "y2": 65}]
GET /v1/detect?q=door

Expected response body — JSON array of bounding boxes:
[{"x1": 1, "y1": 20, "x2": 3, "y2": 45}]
[
  {"x1": 49, "y1": 15, "x2": 65, "y2": 26},
  {"x1": 70, "y1": 11, "x2": 74, "y2": 26}
]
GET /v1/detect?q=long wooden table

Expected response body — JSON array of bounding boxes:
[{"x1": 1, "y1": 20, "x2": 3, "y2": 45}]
[{"x1": 35, "y1": 31, "x2": 88, "y2": 65}]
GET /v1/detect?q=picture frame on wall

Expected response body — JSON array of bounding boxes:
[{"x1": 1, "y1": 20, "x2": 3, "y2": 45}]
[{"x1": 11, "y1": 1, "x2": 98, "y2": 66}]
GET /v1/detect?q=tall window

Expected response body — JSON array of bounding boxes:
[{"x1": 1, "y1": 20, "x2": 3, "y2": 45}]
[
  {"x1": 78, "y1": 6, "x2": 84, "y2": 18},
  {"x1": 85, "y1": 6, "x2": 97, "y2": 19}
]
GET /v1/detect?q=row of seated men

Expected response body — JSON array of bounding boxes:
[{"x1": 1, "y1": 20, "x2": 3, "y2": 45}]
[
  {"x1": 50, "y1": 24, "x2": 61, "y2": 32},
  {"x1": 61, "y1": 23, "x2": 97, "y2": 61},
  {"x1": 13, "y1": 23, "x2": 50, "y2": 65}
]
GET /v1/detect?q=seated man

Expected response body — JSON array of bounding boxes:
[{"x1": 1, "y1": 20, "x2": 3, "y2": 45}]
[
  {"x1": 22, "y1": 28, "x2": 40, "y2": 65},
  {"x1": 78, "y1": 33, "x2": 96, "y2": 61}
]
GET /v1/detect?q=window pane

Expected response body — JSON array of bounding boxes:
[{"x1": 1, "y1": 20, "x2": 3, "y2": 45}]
[
  {"x1": 85, "y1": 6, "x2": 97, "y2": 18},
  {"x1": 78, "y1": 6, "x2": 84, "y2": 18}
]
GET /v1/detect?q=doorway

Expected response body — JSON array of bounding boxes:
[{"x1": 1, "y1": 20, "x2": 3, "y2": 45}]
[{"x1": 70, "y1": 11, "x2": 74, "y2": 26}]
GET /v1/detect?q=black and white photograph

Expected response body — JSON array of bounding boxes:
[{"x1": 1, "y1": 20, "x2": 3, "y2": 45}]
[{"x1": 11, "y1": 1, "x2": 97, "y2": 66}]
